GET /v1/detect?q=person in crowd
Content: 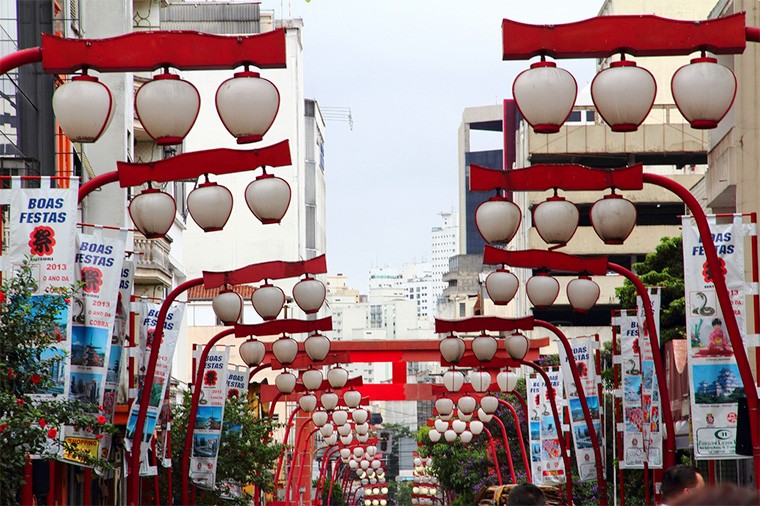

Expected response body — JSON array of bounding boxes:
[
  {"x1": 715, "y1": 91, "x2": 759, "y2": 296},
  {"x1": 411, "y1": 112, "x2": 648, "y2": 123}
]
[
  {"x1": 671, "y1": 483, "x2": 760, "y2": 505},
  {"x1": 661, "y1": 465, "x2": 705, "y2": 505},
  {"x1": 506, "y1": 483, "x2": 546, "y2": 506}
]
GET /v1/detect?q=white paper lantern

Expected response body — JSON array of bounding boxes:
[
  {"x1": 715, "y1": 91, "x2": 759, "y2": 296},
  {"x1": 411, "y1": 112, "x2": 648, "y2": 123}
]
[
  {"x1": 52, "y1": 75, "x2": 114, "y2": 142},
  {"x1": 435, "y1": 398, "x2": 454, "y2": 416},
  {"x1": 211, "y1": 290, "x2": 243, "y2": 325},
  {"x1": 355, "y1": 423, "x2": 370, "y2": 435},
  {"x1": 299, "y1": 394, "x2": 317, "y2": 412},
  {"x1": 443, "y1": 370, "x2": 465, "y2": 392},
  {"x1": 327, "y1": 367, "x2": 349, "y2": 389},
  {"x1": 591, "y1": 60, "x2": 656, "y2": 132},
  {"x1": 366, "y1": 445, "x2": 377, "y2": 457},
  {"x1": 505, "y1": 332, "x2": 530, "y2": 361},
  {"x1": 135, "y1": 72, "x2": 200, "y2": 145},
  {"x1": 526, "y1": 274, "x2": 560, "y2": 309},
  {"x1": 457, "y1": 396, "x2": 477, "y2": 415},
  {"x1": 274, "y1": 372, "x2": 296, "y2": 394},
  {"x1": 480, "y1": 395, "x2": 500, "y2": 414},
  {"x1": 497, "y1": 371, "x2": 518, "y2": 393},
  {"x1": 356, "y1": 433, "x2": 369, "y2": 443},
  {"x1": 340, "y1": 433, "x2": 353, "y2": 445},
  {"x1": 312, "y1": 410, "x2": 329, "y2": 427},
  {"x1": 469, "y1": 370, "x2": 492, "y2": 393},
  {"x1": 187, "y1": 181, "x2": 233, "y2": 232},
  {"x1": 533, "y1": 195, "x2": 579, "y2": 245},
  {"x1": 590, "y1": 192, "x2": 637, "y2": 245},
  {"x1": 513, "y1": 61, "x2": 577, "y2": 134},
  {"x1": 434, "y1": 418, "x2": 449, "y2": 433},
  {"x1": 472, "y1": 334, "x2": 498, "y2": 362},
  {"x1": 353, "y1": 409, "x2": 369, "y2": 425},
  {"x1": 271, "y1": 336, "x2": 298, "y2": 365},
  {"x1": 324, "y1": 433, "x2": 338, "y2": 446},
  {"x1": 439, "y1": 336, "x2": 466, "y2": 364},
  {"x1": 475, "y1": 196, "x2": 522, "y2": 244},
  {"x1": 321, "y1": 392, "x2": 339, "y2": 411},
  {"x1": 332, "y1": 410, "x2": 349, "y2": 426},
  {"x1": 293, "y1": 277, "x2": 326, "y2": 314},
  {"x1": 567, "y1": 275, "x2": 601, "y2": 313},
  {"x1": 452, "y1": 419, "x2": 467, "y2": 434},
  {"x1": 301, "y1": 369, "x2": 323, "y2": 391},
  {"x1": 338, "y1": 423, "x2": 352, "y2": 436},
  {"x1": 340, "y1": 448, "x2": 351, "y2": 460},
  {"x1": 245, "y1": 174, "x2": 291, "y2": 225},
  {"x1": 216, "y1": 70, "x2": 280, "y2": 143},
  {"x1": 672, "y1": 56, "x2": 736, "y2": 129},
  {"x1": 485, "y1": 269, "x2": 519, "y2": 305},
  {"x1": 469, "y1": 420, "x2": 484, "y2": 436},
  {"x1": 457, "y1": 410, "x2": 473, "y2": 422},
  {"x1": 129, "y1": 189, "x2": 176, "y2": 239},
  {"x1": 238, "y1": 339, "x2": 265, "y2": 367},
  {"x1": 344, "y1": 390, "x2": 362, "y2": 408},
  {"x1": 304, "y1": 333, "x2": 331, "y2": 362},
  {"x1": 251, "y1": 283, "x2": 285, "y2": 321},
  {"x1": 459, "y1": 430, "x2": 473, "y2": 444},
  {"x1": 477, "y1": 408, "x2": 493, "y2": 423}
]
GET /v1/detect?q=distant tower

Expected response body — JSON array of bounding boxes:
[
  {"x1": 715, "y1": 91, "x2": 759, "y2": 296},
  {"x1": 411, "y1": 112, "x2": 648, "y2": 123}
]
[{"x1": 431, "y1": 212, "x2": 458, "y2": 313}]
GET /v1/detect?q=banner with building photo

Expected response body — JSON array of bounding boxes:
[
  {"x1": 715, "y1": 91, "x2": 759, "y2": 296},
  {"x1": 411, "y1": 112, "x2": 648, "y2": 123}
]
[
  {"x1": 682, "y1": 215, "x2": 752, "y2": 460},
  {"x1": 190, "y1": 347, "x2": 230, "y2": 489},
  {"x1": 558, "y1": 335, "x2": 604, "y2": 481},
  {"x1": 615, "y1": 309, "x2": 663, "y2": 469},
  {"x1": 124, "y1": 299, "x2": 185, "y2": 473},
  {"x1": 61, "y1": 231, "x2": 126, "y2": 466},
  {"x1": 527, "y1": 370, "x2": 565, "y2": 486},
  {"x1": 4, "y1": 178, "x2": 80, "y2": 403},
  {"x1": 217, "y1": 364, "x2": 249, "y2": 498}
]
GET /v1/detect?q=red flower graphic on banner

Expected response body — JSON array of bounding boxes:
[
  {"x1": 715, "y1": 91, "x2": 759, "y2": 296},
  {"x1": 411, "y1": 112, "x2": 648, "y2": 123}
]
[
  {"x1": 577, "y1": 362, "x2": 588, "y2": 378},
  {"x1": 702, "y1": 258, "x2": 727, "y2": 283},
  {"x1": 28, "y1": 226, "x2": 56, "y2": 256},
  {"x1": 632, "y1": 338, "x2": 640, "y2": 356},
  {"x1": 204, "y1": 370, "x2": 218, "y2": 386},
  {"x1": 81, "y1": 267, "x2": 103, "y2": 294},
  {"x1": 228, "y1": 388, "x2": 240, "y2": 398}
]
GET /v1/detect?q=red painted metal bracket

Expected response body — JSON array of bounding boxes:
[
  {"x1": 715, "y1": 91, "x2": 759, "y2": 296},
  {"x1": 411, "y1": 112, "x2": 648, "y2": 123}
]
[
  {"x1": 234, "y1": 316, "x2": 332, "y2": 337},
  {"x1": 502, "y1": 13, "x2": 747, "y2": 60},
  {"x1": 117, "y1": 140, "x2": 291, "y2": 187},
  {"x1": 41, "y1": 29, "x2": 287, "y2": 73},
  {"x1": 483, "y1": 246, "x2": 609, "y2": 275},
  {"x1": 269, "y1": 351, "x2": 351, "y2": 371},
  {"x1": 469, "y1": 163, "x2": 644, "y2": 192},
  {"x1": 203, "y1": 255, "x2": 327, "y2": 288},
  {"x1": 445, "y1": 352, "x2": 536, "y2": 369},
  {"x1": 435, "y1": 315, "x2": 534, "y2": 334}
]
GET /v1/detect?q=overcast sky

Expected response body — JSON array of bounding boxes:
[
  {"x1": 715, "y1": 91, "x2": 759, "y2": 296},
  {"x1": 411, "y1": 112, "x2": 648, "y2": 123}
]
[{"x1": 260, "y1": 0, "x2": 603, "y2": 292}]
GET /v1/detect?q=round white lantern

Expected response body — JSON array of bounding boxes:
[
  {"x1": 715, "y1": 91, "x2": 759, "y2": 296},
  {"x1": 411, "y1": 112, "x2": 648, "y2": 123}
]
[
  {"x1": 477, "y1": 408, "x2": 493, "y2": 423},
  {"x1": 216, "y1": 70, "x2": 280, "y2": 143},
  {"x1": 293, "y1": 277, "x2": 326, "y2": 314},
  {"x1": 443, "y1": 429, "x2": 457, "y2": 443},
  {"x1": 135, "y1": 72, "x2": 200, "y2": 145},
  {"x1": 301, "y1": 369, "x2": 323, "y2": 391},
  {"x1": 459, "y1": 430, "x2": 473, "y2": 444},
  {"x1": 443, "y1": 370, "x2": 465, "y2": 392},
  {"x1": 497, "y1": 370, "x2": 519, "y2": 393},
  {"x1": 340, "y1": 433, "x2": 354, "y2": 445},
  {"x1": 591, "y1": 60, "x2": 656, "y2": 132},
  {"x1": 340, "y1": 448, "x2": 351, "y2": 460},
  {"x1": 457, "y1": 410, "x2": 473, "y2": 422},
  {"x1": 327, "y1": 366, "x2": 349, "y2": 389},
  {"x1": 439, "y1": 335, "x2": 466, "y2": 364},
  {"x1": 271, "y1": 336, "x2": 298, "y2": 365},
  {"x1": 434, "y1": 418, "x2": 449, "y2": 433},
  {"x1": 366, "y1": 445, "x2": 377, "y2": 457},
  {"x1": 505, "y1": 332, "x2": 530, "y2": 361},
  {"x1": 590, "y1": 192, "x2": 637, "y2": 245},
  {"x1": 672, "y1": 56, "x2": 736, "y2": 129},
  {"x1": 129, "y1": 189, "x2": 176, "y2": 239},
  {"x1": 332, "y1": 410, "x2": 349, "y2": 426},
  {"x1": 325, "y1": 433, "x2": 338, "y2": 446},
  {"x1": 353, "y1": 447, "x2": 364, "y2": 459},
  {"x1": 451, "y1": 419, "x2": 467, "y2": 434},
  {"x1": 474, "y1": 196, "x2": 522, "y2": 244},
  {"x1": 360, "y1": 459, "x2": 370, "y2": 470},
  {"x1": 533, "y1": 195, "x2": 579, "y2": 245},
  {"x1": 321, "y1": 392, "x2": 339, "y2": 411},
  {"x1": 469, "y1": 420, "x2": 484, "y2": 436},
  {"x1": 457, "y1": 396, "x2": 477, "y2": 415},
  {"x1": 356, "y1": 433, "x2": 369, "y2": 443},
  {"x1": 338, "y1": 423, "x2": 352, "y2": 436},
  {"x1": 352, "y1": 408, "x2": 369, "y2": 425},
  {"x1": 485, "y1": 269, "x2": 519, "y2": 305},
  {"x1": 239, "y1": 338, "x2": 265, "y2": 367},
  {"x1": 245, "y1": 174, "x2": 291, "y2": 225},
  {"x1": 299, "y1": 394, "x2": 317, "y2": 412},
  {"x1": 513, "y1": 60, "x2": 577, "y2": 134},
  {"x1": 371, "y1": 460, "x2": 382, "y2": 470},
  {"x1": 472, "y1": 333, "x2": 498, "y2": 362},
  {"x1": 274, "y1": 372, "x2": 296, "y2": 394},
  {"x1": 435, "y1": 398, "x2": 454, "y2": 417},
  {"x1": 480, "y1": 395, "x2": 500, "y2": 414},
  {"x1": 212, "y1": 290, "x2": 243, "y2": 325},
  {"x1": 187, "y1": 181, "x2": 233, "y2": 232},
  {"x1": 469, "y1": 370, "x2": 492, "y2": 393},
  {"x1": 344, "y1": 389, "x2": 362, "y2": 408},
  {"x1": 567, "y1": 275, "x2": 601, "y2": 313},
  {"x1": 312, "y1": 410, "x2": 329, "y2": 427},
  {"x1": 526, "y1": 273, "x2": 560, "y2": 309},
  {"x1": 52, "y1": 74, "x2": 114, "y2": 142},
  {"x1": 251, "y1": 284, "x2": 285, "y2": 321},
  {"x1": 304, "y1": 333, "x2": 331, "y2": 362},
  {"x1": 356, "y1": 423, "x2": 370, "y2": 435},
  {"x1": 319, "y1": 423, "x2": 334, "y2": 437}
]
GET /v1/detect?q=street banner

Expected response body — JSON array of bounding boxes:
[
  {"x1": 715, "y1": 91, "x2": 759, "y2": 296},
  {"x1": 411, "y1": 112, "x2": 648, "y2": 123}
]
[
  {"x1": 558, "y1": 335, "x2": 604, "y2": 481},
  {"x1": 125, "y1": 299, "x2": 185, "y2": 473},
  {"x1": 682, "y1": 215, "x2": 752, "y2": 459},
  {"x1": 62, "y1": 230, "x2": 126, "y2": 466},
  {"x1": 614, "y1": 309, "x2": 663, "y2": 469},
  {"x1": 226, "y1": 364, "x2": 249, "y2": 400},
  {"x1": 527, "y1": 369, "x2": 565, "y2": 485},
  {"x1": 190, "y1": 346, "x2": 230, "y2": 489},
  {"x1": 4, "y1": 178, "x2": 79, "y2": 403}
]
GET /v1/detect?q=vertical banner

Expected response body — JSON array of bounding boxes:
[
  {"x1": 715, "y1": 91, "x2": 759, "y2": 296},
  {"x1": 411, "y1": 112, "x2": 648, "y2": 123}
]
[
  {"x1": 527, "y1": 370, "x2": 565, "y2": 485},
  {"x1": 125, "y1": 299, "x2": 185, "y2": 472},
  {"x1": 190, "y1": 347, "x2": 230, "y2": 489},
  {"x1": 62, "y1": 231, "x2": 126, "y2": 465},
  {"x1": 682, "y1": 215, "x2": 750, "y2": 460},
  {"x1": 615, "y1": 309, "x2": 663, "y2": 469},
  {"x1": 558, "y1": 335, "x2": 604, "y2": 481},
  {"x1": 5, "y1": 179, "x2": 79, "y2": 403}
]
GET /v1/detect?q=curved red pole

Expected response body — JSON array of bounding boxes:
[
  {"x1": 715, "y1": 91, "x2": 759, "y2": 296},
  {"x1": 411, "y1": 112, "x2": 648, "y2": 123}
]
[
  {"x1": 520, "y1": 359, "x2": 573, "y2": 504},
  {"x1": 492, "y1": 416, "x2": 517, "y2": 483},
  {"x1": 78, "y1": 170, "x2": 119, "y2": 203},
  {"x1": 181, "y1": 327, "x2": 235, "y2": 506},
  {"x1": 609, "y1": 262, "x2": 677, "y2": 468},
  {"x1": 327, "y1": 458, "x2": 341, "y2": 505},
  {"x1": 293, "y1": 427, "x2": 321, "y2": 502},
  {"x1": 274, "y1": 405, "x2": 302, "y2": 487},
  {"x1": 0, "y1": 47, "x2": 42, "y2": 75},
  {"x1": 128, "y1": 277, "x2": 203, "y2": 505},
  {"x1": 285, "y1": 419, "x2": 313, "y2": 500},
  {"x1": 644, "y1": 172, "x2": 760, "y2": 485},
  {"x1": 316, "y1": 445, "x2": 340, "y2": 498},
  {"x1": 268, "y1": 392, "x2": 283, "y2": 417},
  {"x1": 499, "y1": 398, "x2": 532, "y2": 482},
  {"x1": 535, "y1": 319, "x2": 606, "y2": 504},
  {"x1": 483, "y1": 428, "x2": 503, "y2": 485}
]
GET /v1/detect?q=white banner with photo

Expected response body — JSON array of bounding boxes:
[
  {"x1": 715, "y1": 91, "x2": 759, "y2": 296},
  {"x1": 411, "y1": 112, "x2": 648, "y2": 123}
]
[
  {"x1": 190, "y1": 347, "x2": 230, "y2": 489},
  {"x1": 527, "y1": 369, "x2": 565, "y2": 486},
  {"x1": 682, "y1": 215, "x2": 752, "y2": 460},
  {"x1": 558, "y1": 335, "x2": 604, "y2": 481}
]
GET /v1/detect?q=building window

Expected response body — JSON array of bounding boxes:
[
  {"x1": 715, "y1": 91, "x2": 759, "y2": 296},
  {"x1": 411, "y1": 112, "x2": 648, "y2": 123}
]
[{"x1": 459, "y1": 302, "x2": 466, "y2": 317}]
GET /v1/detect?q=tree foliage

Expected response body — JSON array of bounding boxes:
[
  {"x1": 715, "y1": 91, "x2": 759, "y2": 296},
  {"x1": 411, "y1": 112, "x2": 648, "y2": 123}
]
[{"x1": 616, "y1": 236, "x2": 685, "y2": 343}]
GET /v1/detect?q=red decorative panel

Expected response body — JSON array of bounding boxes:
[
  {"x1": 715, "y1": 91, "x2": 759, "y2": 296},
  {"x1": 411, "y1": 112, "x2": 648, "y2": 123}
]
[
  {"x1": 204, "y1": 255, "x2": 327, "y2": 288},
  {"x1": 469, "y1": 163, "x2": 644, "y2": 192},
  {"x1": 484, "y1": 246, "x2": 609, "y2": 275}
]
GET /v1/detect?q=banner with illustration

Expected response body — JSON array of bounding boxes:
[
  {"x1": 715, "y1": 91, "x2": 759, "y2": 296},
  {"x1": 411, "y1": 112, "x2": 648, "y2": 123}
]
[
  {"x1": 614, "y1": 308, "x2": 663, "y2": 469},
  {"x1": 682, "y1": 215, "x2": 752, "y2": 459},
  {"x1": 190, "y1": 347, "x2": 230, "y2": 489},
  {"x1": 125, "y1": 299, "x2": 185, "y2": 473},
  {"x1": 4, "y1": 178, "x2": 80, "y2": 403},
  {"x1": 558, "y1": 335, "x2": 604, "y2": 481},
  {"x1": 61, "y1": 231, "x2": 126, "y2": 465},
  {"x1": 527, "y1": 369, "x2": 565, "y2": 485}
]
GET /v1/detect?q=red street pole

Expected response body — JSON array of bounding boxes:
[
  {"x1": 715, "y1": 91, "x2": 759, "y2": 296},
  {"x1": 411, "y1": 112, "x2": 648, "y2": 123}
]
[
  {"x1": 181, "y1": 327, "x2": 235, "y2": 506},
  {"x1": 294, "y1": 427, "x2": 321, "y2": 503},
  {"x1": 535, "y1": 319, "x2": 607, "y2": 504},
  {"x1": 483, "y1": 428, "x2": 503, "y2": 485},
  {"x1": 498, "y1": 399, "x2": 531, "y2": 482},
  {"x1": 327, "y1": 458, "x2": 341, "y2": 505},
  {"x1": 491, "y1": 416, "x2": 517, "y2": 483},
  {"x1": 274, "y1": 405, "x2": 302, "y2": 487},
  {"x1": 644, "y1": 173, "x2": 760, "y2": 485},
  {"x1": 0, "y1": 47, "x2": 42, "y2": 75}
]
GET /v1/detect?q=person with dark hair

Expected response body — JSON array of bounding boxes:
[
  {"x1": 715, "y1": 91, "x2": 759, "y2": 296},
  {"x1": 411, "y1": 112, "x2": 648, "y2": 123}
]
[
  {"x1": 661, "y1": 465, "x2": 705, "y2": 505},
  {"x1": 671, "y1": 483, "x2": 760, "y2": 506},
  {"x1": 507, "y1": 483, "x2": 546, "y2": 506}
]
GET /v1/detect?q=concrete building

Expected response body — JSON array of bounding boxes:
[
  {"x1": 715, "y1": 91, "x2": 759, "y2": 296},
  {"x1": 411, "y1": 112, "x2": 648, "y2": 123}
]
[
  {"x1": 431, "y1": 211, "x2": 459, "y2": 307},
  {"x1": 402, "y1": 262, "x2": 436, "y2": 320}
]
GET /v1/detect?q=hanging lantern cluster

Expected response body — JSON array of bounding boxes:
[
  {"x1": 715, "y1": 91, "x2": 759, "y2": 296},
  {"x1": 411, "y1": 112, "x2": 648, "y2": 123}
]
[
  {"x1": 410, "y1": 457, "x2": 439, "y2": 506},
  {"x1": 526, "y1": 272, "x2": 600, "y2": 312},
  {"x1": 53, "y1": 65, "x2": 280, "y2": 144},
  {"x1": 439, "y1": 330, "x2": 531, "y2": 368},
  {"x1": 514, "y1": 53, "x2": 736, "y2": 134}
]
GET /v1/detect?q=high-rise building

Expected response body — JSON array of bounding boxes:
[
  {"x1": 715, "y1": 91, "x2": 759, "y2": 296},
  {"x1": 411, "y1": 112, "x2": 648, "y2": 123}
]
[{"x1": 431, "y1": 212, "x2": 458, "y2": 308}]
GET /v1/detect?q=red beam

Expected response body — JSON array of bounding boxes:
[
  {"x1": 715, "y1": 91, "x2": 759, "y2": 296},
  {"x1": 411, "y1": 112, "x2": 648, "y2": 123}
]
[
  {"x1": 204, "y1": 255, "x2": 326, "y2": 288},
  {"x1": 435, "y1": 315, "x2": 534, "y2": 334},
  {"x1": 268, "y1": 351, "x2": 351, "y2": 371},
  {"x1": 469, "y1": 163, "x2": 644, "y2": 192},
  {"x1": 502, "y1": 13, "x2": 747, "y2": 60},
  {"x1": 483, "y1": 246, "x2": 609, "y2": 275},
  {"x1": 260, "y1": 382, "x2": 432, "y2": 403},
  {"x1": 41, "y1": 29, "x2": 287, "y2": 73},
  {"x1": 117, "y1": 141, "x2": 292, "y2": 187},
  {"x1": 234, "y1": 317, "x2": 332, "y2": 337}
]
